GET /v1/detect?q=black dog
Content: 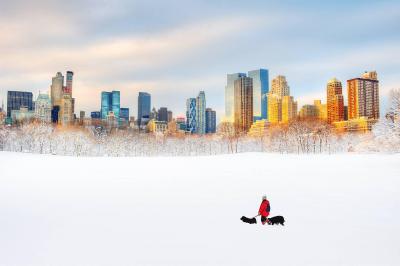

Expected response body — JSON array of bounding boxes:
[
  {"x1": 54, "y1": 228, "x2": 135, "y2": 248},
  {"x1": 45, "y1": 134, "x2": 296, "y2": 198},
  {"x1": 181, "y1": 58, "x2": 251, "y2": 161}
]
[
  {"x1": 240, "y1": 216, "x2": 257, "y2": 224},
  {"x1": 267, "y1": 216, "x2": 285, "y2": 225}
]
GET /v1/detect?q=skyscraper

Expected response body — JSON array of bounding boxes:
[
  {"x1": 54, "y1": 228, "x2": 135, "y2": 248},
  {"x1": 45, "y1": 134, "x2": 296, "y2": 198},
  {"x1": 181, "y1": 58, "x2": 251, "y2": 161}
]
[
  {"x1": 327, "y1": 78, "x2": 344, "y2": 124},
  {"x1": 267, "y1": 93, "x2": 282, "y2": 123},
  {"x1": 234, "y1": 77, "x2": 253, "y2": 132},
  {"x1": 101, "y1": 91, "x2": 120, "y2": 120},
  {"x1": 347, "y1": 71, "x2": 379, "y2": 120},
  {"x1": 120, "y1": 108, "x2": 129, "y2": 125},
  {"x1": 64, "y1": 71, "x2": 73, "y2": 95},
  {"x1": 205, "y1": 108, "x2": 216, "y2": 133},
  {"x1": 158, "y1": 107, "x2": 168, "y2": 122},
  {"x1": 35, "y1": 93, "x2": 52, "y2": 123},
  {"x1": 314, "y1": 100, "x2": 327, "y2": 121},
  {"x1": 7, "y1": 91, "x2": 33, "y2": 117},
  {"x1": 138, "y1": 92, "x2": 151, "y2": 126},
  {"x1": 196, "y1": 91, "x2": 206, "y2": 134},
  {"x1": 267, "y1": 75, "x2": 295, "y2": 123},
  {"x1": 271, "y1": 75, "x2": 290, "y2": 97},
  {"x1": 51, "y1": 72, "x2": 64, "y2": 108},
  {"x1": 186, "y1": 98, "x2": 196, "y2": 133},
  {"x1": 225, "y1": 73, "x2": 246, "y2": 122},
  {"x1": 59, "y1": 95, "x2": 73, "y2": 125},
  {"x1": 282, "y1": 96, "x2": 298, "y2": 123},
  {"x1": 248, "y1": 69, "x2": 269, "y2": 121}
]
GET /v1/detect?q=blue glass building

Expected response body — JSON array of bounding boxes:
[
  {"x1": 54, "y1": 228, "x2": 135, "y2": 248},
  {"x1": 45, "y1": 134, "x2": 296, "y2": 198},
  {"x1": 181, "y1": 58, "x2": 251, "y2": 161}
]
[
  {"x1": 7, "y1": 91, "x2": 34, "y2": 117},
  {"x1": 225, "y1": 73, "x2": 246, "y2": 122},
  {"x1": 120, "y1": 108, "x2": 129, "y2": 124},
  {"x1": 91, "y1": 111, "x2": 101, "y2": 119},
  {"x1": 248, "y1": 69, "x2": 269, "y2": 121},
  {"x1": 186, "y1": 98, "x2": 196, "y2": 133},
  {"x1": 138, "y1": 92, "x2": 151, "y2": 126},
  {"x1": 205, "y1": 108, "x2": 216, "y2": 133},
  {"x1": 101, "y1": 91, "x2": 120, "y2": 120}
]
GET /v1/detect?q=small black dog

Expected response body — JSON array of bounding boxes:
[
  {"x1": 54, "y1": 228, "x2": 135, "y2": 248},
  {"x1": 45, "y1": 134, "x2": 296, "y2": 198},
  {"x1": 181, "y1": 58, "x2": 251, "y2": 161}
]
[
  {"x1": 267, "y1": 216, "x2": 285, "y2": 225},
  {"x1": 240, "y1": 216, "x2": 257, "y2": 224}
]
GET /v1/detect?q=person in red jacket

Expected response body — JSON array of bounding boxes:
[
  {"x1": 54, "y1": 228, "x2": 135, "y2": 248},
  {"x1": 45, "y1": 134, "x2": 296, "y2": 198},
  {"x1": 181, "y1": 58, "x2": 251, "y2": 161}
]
[{"x1": 258, "y1": 195, "x2": 270, "y2": 225}]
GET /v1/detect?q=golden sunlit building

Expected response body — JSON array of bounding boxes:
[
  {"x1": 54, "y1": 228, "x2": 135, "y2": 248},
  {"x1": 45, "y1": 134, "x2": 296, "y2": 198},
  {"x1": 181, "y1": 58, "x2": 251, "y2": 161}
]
[
  {"x1": 299, "y1": 104, "x2": 317, "y2": 119},
  {"x1": 267, "y1": 93, "x2": 281, "y2": 123},
  {"x1": 333, "y1": 117, "x2": 378, "y2": 132},
  {"x1": 327, "y1": 78, "x2": 344, "y2": 124},
  {"x1": 314, "y1": 100, "x2": 327, "y2": 121},
  {"x1": 234, "y1": 77, "x2": 253, "y2": 132},
  {"x1": 248, "y1": 119, "x2": 270, "y2": 137},
  {"x1": 347, "y1": 71, "x2": 379, "y2": 120},
  {"x1": 282, "y1": 95, "x2": 297, "y2": 123}
]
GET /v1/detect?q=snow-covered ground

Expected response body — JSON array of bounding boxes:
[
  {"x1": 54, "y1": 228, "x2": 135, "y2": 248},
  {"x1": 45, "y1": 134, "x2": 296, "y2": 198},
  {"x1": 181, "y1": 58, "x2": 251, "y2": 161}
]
[{"x1": 0, "y1": 152, "x2": 399, "y2": 266}]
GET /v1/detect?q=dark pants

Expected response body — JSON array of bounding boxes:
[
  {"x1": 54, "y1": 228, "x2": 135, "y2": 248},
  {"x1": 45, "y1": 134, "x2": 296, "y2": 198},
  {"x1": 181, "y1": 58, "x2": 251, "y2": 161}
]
[{"x1": 261, "y1": 216, "x2": 268, "y2": 223}]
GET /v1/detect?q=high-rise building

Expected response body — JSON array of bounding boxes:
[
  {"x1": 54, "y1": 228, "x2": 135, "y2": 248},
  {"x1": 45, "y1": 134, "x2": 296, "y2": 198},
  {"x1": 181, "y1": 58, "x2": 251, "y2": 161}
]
[
  {"x1": 167, "y1": 111, "x2": 173, "y2": 122},
  {"x1": 267, "y1": 93, "x2": 282, "y2": 123},
  {"x1": 327, "y1": 78, "x2": 344, "y2": 124},
  {"x1": 299, "y1": 104, "x2": 317, "y2": 119},
  {"x1": 196, "y1": 91, "x2": 206, "y2": 134},
  {"x1": 51, "y1": 72, "x2": 64, "y2": 108},
  {"x1": 138, "y1": 92, "x2": 151, "y2": 126},
  {"x1": 7, "y1": 91, "x2": 34, "y2": 118},
  {"x1": 101, "y1": 91, "x2": 120, "y2": 120},
  {"x1": 158, "y1": 107, "x2": 168, "y2": 122},
  {"x1": 225, "y1": 73, "x2": 246, "y2": 122},
  {"x1": 347, "y1": 71, "x2": 379, "y2": 120},
  {"x1": 248, "y1": 69, "x2": 269, "y2": 121},
  {"x1": 234, "y1": 77, "x2": 253, "y2": 132},
  {"x1": 186, "y1": 98, "x2": 196, "y2": 133},
  {"x1": 282, "y1": 96, "x2": 298, "y2": 123},
  {"x1": 35, "y1": 93, "x2": 52, "y2": 123},
  {"x1": 314, "y1": 100, "x2": 327, "y2": 121},
  {"x1": 205, "y1": 108, "x2": 216, "y2": 133},
  {"x1": 59, "y1": 95, "x2": 73, "y2": 126},
  {"x1": 271, "y1": 75, "x2": 290, "y2": 97},
  {"x1": 64, "y1": 71, "x2": 73, "y2": 95},
  {"x1": 120, "y1": 108, "x2": 129, "y2": 125}
]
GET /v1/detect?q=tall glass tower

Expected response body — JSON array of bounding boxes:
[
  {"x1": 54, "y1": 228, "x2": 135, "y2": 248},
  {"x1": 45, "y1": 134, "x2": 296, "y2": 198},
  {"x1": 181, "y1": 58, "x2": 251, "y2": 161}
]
[
  {"x1": 101, "y1": 91, "x2": 120, "y2": 120},
  {"x1": 225, "y1": 73, "x2": 246, "y2": 122},
  {"x1": 196, "y1": 91, "x2": 206, "y2": 134},
  {"x1": 138, "y1": 92, "x2": 151, "y2": 126},
  {"x1": 248, "y1": 69, "x2": 269, "y2": 121},
  {"x1": 186, "y1": 98, "x2": 196, "y2": 133}
]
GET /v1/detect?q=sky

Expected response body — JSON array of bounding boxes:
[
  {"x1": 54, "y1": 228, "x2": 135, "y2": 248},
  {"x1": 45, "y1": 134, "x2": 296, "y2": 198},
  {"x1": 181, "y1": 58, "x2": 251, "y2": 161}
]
[{"x1": 0, "y1": 0, "x2": 399, "y2": 120}]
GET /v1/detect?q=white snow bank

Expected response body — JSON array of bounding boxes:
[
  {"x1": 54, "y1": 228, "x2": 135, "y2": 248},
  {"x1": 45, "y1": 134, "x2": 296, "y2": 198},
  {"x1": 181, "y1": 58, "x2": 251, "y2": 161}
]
[{"x1": 0, "y1": 152, "x2": 399, "y2": 265}]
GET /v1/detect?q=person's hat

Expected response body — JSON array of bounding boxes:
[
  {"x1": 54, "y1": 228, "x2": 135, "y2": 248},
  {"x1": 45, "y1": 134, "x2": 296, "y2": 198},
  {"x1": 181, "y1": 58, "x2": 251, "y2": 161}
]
[{"x1": 262, "y1": 195, "x2": 267, "y2": 200}]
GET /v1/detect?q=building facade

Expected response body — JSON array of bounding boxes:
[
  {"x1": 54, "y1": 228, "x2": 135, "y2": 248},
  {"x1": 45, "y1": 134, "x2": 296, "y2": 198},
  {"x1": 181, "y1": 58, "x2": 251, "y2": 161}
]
[
  {"x1": 234, "y1": 77, "x2": 253, "y2": 132},
  {"x1": 35, "y1": 93, "x2": 52, "y2": 123},
  {"x1": 101, "y1": 91, "x2": 120, "y2": 120},
  {"x1": 248, "y1": 69, "x2": 269, "y2": 121},
  {"x1": 186, "y1": 98, "x2": 196, "y2": 133},
  {"x1": 138, "y1": 92, "x2": 151, "y2": 126},
  {"x1": 299, "y1": 104, "x2": 317, "y2": 119},
  {"x1": 271, "y1": 75, "x2": 290, "y2": 97},
  {"x1": 196, "y1": 91, "x2": 206, "y2": 134},
  {"x1": 51, "y1": 72, "x2": 64, "y2": 108},
  {"x1": 347, "y1": 71, "x2": 379, "y2": 120},
  {"x1": 225, "y1": 73, "x2": 246, "y2": 122},
  {"x1": 120, "y1": 108, "x2": 129, "y2": 125},
  {"x1": 7, "y1": 91, "x2": 34, "y2": 118},
  {"x1": 314, "y1": 100, "x2": 327, "y2": 120},
  {"x1": 205, "y1": 108, "x2": 216, "y2": 133},
  {"x1": 158, "y1": 107, "x2": 168, "y2": 122},
  {"x1": 327, "y1": 78, "x2": 344, "y2": 124},
  {"x1": 282, "y1": 95, "x2": 298, "y2": 123}
]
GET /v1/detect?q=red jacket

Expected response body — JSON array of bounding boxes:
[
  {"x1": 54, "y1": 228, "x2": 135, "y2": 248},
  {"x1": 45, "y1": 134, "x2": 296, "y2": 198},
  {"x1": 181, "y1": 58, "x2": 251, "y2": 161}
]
[{"x1": 258, "y1": 199, "x2": 270, "y2": 217}]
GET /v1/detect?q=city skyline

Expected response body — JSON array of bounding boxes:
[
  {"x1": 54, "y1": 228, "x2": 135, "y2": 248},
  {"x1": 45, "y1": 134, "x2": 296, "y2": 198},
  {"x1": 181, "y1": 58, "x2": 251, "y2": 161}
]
[{"x1": 0, "y1": 1, "x2": 399, "y2": 120}]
